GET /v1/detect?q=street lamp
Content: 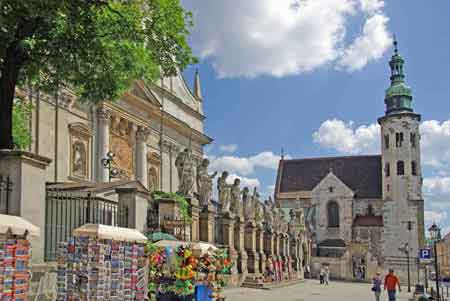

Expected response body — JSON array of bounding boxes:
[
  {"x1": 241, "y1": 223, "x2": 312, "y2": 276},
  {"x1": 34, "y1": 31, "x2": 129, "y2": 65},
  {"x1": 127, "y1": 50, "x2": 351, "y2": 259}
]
[
  {"x1": 429, "y1": 222, "x2": 442, "y2": 301},
  {"x1": 101, "y1": 151, "x2": 119, "y2": 182},
  {"x1": 399, "y1": 242, "x2": 411, "y2": 292}
]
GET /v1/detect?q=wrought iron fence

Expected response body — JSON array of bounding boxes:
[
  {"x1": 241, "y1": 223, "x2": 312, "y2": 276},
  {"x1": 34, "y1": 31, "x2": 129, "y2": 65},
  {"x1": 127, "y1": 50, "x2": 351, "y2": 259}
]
[
  {"x1": 0, "y1": 175, "x2": 12, "y2": 214},
  {"x1": 44, "y1": 188, "x2": 126, "y2": 261}
]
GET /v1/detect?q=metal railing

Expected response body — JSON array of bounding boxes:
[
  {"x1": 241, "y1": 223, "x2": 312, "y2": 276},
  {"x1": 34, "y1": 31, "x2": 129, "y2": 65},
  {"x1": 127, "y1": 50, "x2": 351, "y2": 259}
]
[
  {"x1": 44, "y1": 188, "x2": 126, "y2": 261},
  {"x1": 0, "y1": 175, "x2": 12, "y2": 214}
]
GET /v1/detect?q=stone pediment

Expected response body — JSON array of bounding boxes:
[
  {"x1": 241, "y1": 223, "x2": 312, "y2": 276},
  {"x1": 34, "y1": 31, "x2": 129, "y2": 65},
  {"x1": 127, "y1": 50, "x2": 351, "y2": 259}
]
[
  {"x1": 312, "y1": 171, "x2": 354, "y2": 199},
  {"x1": 129, "y1": 81, "x2": 161, "y2": 107}
]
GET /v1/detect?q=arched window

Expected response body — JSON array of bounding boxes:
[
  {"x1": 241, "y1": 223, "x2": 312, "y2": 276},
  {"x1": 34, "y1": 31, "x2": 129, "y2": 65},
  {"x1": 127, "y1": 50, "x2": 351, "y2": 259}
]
[
  {"x1": 385, "y1": 163, "x2": 390, "y2": 177},
  {"x1": 327, "y1": 201, "x2": 339, "y2": 228},
  {"x1": 397, "y1": 161, "x2": 405, "y2": 175},
  {"x1": 411, "y1": 161, "x2": 417, "y2": 176}
]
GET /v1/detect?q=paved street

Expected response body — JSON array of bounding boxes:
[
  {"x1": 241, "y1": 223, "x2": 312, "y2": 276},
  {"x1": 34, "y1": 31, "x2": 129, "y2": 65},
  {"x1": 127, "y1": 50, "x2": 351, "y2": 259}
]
[{"x1": 224, "y1": 280, "x2": 412, "y2": 301}]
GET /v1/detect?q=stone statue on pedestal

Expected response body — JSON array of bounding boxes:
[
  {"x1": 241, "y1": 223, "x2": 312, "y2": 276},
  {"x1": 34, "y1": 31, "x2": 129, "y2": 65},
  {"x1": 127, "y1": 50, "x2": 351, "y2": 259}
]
[
  {"x1": 230, "y1": 178, "x2": 242, "y2": 216},
  {"x1": 242, "y1": 187, "x2": 254, "y2": 221},
  {"x1": 273, "y1": 207, "x2": 281, "y2": 232},
  {"x1": 264, "y1": 200, "x2": 274, "y2": 232},
  {"x1": 280, "y1": 210, "x2": 288, "y2": 233},
  {"x1": 218, "y1": 171, "x2": 232, "y2": 214},
  {"x1": 288, "y1": 209, "x2": 297, "y2": 236},
  {"x1": 196, "y1": 158, "x2": 217, "y2": 207},
  {"x1": 175, "y1": 148, "x2": 195, "y2": 197},
  {"x1": 253, "y1": 190, "x2": 263, "y2": 227}
]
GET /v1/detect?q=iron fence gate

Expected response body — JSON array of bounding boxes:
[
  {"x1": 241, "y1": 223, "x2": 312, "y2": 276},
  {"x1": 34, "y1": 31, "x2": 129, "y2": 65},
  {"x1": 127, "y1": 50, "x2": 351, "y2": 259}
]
[
  {"x1": 0, "y1": 175, "x2": 12, "y2": 214},
  {"x1": 44, "y1": 188, "x2": 127, "y2": 261}
]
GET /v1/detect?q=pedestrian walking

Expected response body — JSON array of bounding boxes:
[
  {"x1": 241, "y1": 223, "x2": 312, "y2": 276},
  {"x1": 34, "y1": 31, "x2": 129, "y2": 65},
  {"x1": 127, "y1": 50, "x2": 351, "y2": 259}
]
[
  {"x1": 319, "y1": 267, "x2": 324, "y2": 284},
  {"x1": 384, "y1": 268, "x2": 401, "y2": 301},
  {"x1": 372, "y1": 272, "x2": 382, "y2": 301},
  {"x1": 324, "y1": 266, "x2": 330, "y2": 285}
]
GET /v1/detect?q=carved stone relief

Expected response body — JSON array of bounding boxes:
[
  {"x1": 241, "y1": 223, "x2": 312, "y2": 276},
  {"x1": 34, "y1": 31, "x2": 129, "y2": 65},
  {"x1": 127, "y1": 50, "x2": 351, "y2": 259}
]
[{"x1": 110, "y1": 115, "x2": 135, "y2": 178}]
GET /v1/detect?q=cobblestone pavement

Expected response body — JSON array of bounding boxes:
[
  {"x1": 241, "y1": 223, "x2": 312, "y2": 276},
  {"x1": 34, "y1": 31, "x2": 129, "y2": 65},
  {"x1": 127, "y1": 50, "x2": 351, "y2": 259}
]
[{"x1": 224, "y1": 280, "x2": 412, "y2": 301}]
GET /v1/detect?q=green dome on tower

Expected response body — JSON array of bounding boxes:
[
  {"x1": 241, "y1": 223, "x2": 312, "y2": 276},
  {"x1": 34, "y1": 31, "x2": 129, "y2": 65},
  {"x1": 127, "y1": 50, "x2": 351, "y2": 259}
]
[{"x1": 384, "y1": 38, "x2": 414, "y2": 114}]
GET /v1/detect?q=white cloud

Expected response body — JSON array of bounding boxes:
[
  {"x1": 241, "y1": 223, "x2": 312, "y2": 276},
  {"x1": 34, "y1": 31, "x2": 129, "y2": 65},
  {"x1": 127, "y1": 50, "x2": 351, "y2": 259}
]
[
  {"x1": 420, "y1": 120, "x2": 450, "y2": 169},
  {"x1": 313, "y1": 119, "x2": 380, "y2": 154},
  {"x1": 218, "y1": 144, "x2": 238, "y2": 153},
  {"x1": 337, "y1": 14, "x2": 392, "y2": 71},
  {"x1": 424, "y1": 177, "x2": 450, "y2": 205},
  {"x1": 209, "y1": 151, "x2": 284, "y2": 176},
  {"x1": 313, "y1": 119, "x2": 450, "y2": 171},
  {"x1": 359, "y1": 0, "x2": 385, "y2": 14},
  {"x1": 183, "y1": 0, "x2": 391, "y2": 78},
  {"x1": 424, "y1": 210, "x2": 448, "y2": 224},
  {"x1": 226, "y1": 174, "x2": 260, "y2": 190}
]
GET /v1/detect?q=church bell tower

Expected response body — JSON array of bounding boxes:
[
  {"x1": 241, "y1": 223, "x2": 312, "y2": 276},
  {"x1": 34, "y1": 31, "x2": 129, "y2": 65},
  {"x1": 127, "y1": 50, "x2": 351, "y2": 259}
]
[{"x1": 378, "y1": 38, "x2": 424, "y2": 264}]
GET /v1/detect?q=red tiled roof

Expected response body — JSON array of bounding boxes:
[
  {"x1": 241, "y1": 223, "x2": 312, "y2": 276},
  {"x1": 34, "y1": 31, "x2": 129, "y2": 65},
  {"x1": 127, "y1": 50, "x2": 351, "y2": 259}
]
[
  {"x1": 275, "y1": 155, "x2": 382, "y2": 199},
  {"x1": 353, "y1": 215, "x2": 383, "y2": 227}
]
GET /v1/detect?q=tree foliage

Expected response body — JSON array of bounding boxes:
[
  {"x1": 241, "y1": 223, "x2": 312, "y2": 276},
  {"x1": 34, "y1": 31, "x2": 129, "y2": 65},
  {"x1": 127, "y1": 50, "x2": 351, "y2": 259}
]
[
  {"x1": 12, "y1": 98, "x2": 32, "y2": 150},
  {"x1": 0, "y1": 0, "x2": 197, "y2": 149}
]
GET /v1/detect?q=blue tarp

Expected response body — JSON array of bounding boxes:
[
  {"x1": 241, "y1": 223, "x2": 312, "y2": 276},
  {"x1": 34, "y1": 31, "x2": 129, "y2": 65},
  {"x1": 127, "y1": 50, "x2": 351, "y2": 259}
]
[{"x1": 195, "y1": 284, "x2": 212, "y2": 301}]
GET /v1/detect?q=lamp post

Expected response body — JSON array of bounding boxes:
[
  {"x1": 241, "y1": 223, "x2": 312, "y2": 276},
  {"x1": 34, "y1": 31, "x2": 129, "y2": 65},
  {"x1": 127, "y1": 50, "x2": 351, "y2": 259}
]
[
  {"x1": 101, "y1": 151, "x2": 119, "y2": 182},
  {"x1": 429, "y1": 223, "x2": 442, "y2": 301},
  {"x1": 399, "y1": 242, "x2": 411, "y2": 292}
]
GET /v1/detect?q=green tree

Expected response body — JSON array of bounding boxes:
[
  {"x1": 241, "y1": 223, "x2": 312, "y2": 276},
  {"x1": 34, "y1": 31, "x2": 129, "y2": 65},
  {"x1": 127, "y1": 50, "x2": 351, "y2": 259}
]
[
  {"x1": 12, "y1": 98, "x2": 32, "y2": 150},
  {"x1": 0, "y1": 0, "x2": 196, "y2": 149}
]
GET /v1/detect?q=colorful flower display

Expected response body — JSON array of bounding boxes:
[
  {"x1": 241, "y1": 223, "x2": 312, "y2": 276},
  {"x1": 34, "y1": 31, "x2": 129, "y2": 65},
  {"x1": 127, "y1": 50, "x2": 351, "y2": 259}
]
[{"x1": 147, "y1": 243, "x2": 233, "y2": 301}]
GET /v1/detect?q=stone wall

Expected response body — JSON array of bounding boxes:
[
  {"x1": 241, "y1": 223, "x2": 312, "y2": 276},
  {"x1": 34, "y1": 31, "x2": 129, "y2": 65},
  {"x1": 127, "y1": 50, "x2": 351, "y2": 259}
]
[
  {"x1": 312, "y1": 172, "x2": 354, "y2": 244},
  {"x1": 310, "y1": 252, "x2": 352, "y2": 280}
]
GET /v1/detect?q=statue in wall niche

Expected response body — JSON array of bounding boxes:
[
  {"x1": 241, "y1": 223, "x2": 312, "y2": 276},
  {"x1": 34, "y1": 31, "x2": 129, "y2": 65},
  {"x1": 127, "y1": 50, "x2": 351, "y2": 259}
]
[
  {"x1": 175, "y1": 148, "x2": 195, "y2": 197},
  {"x1": 230, "y1": 178, "x2": 242, "y2": 216},
  {"x1": 196, "y1": 158, "x2": 217, "y2": 207},
  {"x1": 148, "y1": 167, "x2": 158, "y2": 193},
  {"x1": 72, "y1": 141, "x2": 87, "y2": 177},
  {"x1": 242, "y1": 187, "x2": 253, "y2": 220},
  {"x1": 217, "y1": 171, "x2": 232, "y2": 214}
]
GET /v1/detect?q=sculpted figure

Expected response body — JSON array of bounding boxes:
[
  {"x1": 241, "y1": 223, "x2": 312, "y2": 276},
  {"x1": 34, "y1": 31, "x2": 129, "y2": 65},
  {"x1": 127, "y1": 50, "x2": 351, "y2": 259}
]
[
  {"x1": 175, "y1": 148, "x2": 195, "y2": 196},
  {"x1": 218, "y1": 171, "x2": 231, "y2": 214},
  {"x1": 230, "y1": 178, "x2": 242, "y2": 216},
  {"x1": 264, "y1": 200, "x2": 274, "y2": 232},
  {"x1": 253, "y1": 190, "x2": 263, "y2": 226},
  {"x1": 280, "y1": 209, "x2": 288, "y2": 233},
  {"x1": 242, "y1": 187, "x2": 254, "y2": 220},
  {"x1": 288, "y1": 209, "x2": 297, "y2": 235},
  {"x1": 196, "y1": 158, "x2": 217, "y2": 207}
]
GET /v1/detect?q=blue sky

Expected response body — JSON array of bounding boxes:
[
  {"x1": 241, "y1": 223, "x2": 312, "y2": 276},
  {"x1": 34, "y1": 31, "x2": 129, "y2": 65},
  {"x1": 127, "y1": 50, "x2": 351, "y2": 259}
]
[{"x1": 181, "y1": 1, "x2": 450, "y2": 233}]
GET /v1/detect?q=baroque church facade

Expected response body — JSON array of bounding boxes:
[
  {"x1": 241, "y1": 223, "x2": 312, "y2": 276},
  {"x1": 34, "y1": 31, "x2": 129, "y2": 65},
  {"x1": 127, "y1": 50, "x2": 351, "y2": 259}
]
[
  {"x1": 274, "y1": 41, "x2": 425, "y2": 280},
  {"x1": 19, "y1": 70, "x2": 211, "y2": 193}
]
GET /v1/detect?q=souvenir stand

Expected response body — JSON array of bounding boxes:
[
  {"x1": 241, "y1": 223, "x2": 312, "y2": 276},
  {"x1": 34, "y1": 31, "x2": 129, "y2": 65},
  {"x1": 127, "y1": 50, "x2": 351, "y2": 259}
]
[
  {"x1": 147, "y1": 240, "x2": 232, "y2": 301},
  {"x1": 56, "y1": 224, "x2": 148, "y2": 301},
  {"x1": 0, "y1": 214, "x2": 40, "y2": 301}
]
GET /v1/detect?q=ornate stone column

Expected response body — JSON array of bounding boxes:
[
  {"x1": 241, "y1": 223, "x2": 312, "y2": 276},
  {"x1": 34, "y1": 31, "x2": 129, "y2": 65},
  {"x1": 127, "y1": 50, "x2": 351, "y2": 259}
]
[
  {"x1": 97, "y1": 107, "x2": 111, "y2": 182},
  {"x1": 199, "y1": 205, "x2": 215, "y2": 243},
  {"x1": 264, "y1": 231, "x2": 274, "y2": 258},
  {"x1": 256, "y1": 225, "x2": 266, "y2": 274},
  {"x1": 245, "y1": 221, "x2": 259, "y2": 274},
  {"x1": 220, "y1": 213, "x2": 239, "y2": 280},
  {"x1": 189, "y1": 197, "x2": 200, "y2": 241},
  {"x1": 135, "y1": 126, "x2": 150, "y2": 188},
  {"x1": 234, "y1": 215, "x2": 248, "y2": 276}
]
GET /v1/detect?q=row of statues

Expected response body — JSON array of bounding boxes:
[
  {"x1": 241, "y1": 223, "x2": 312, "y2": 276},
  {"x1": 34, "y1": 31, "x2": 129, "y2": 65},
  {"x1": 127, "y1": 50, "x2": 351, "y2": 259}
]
[{"x1": 175, "y1": 148, "x2": 304, "y2": 234}]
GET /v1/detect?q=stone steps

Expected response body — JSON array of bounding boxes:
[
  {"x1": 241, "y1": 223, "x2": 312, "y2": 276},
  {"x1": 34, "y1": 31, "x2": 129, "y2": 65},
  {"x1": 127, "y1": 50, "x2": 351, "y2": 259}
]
[{"x1": 241, "y1": 276, "x2": 305, "y2": 290}]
